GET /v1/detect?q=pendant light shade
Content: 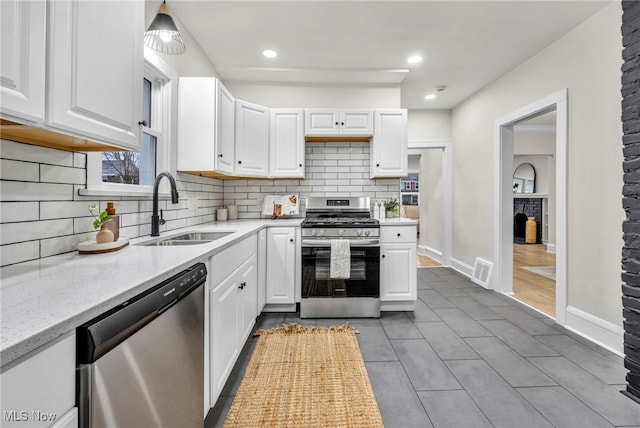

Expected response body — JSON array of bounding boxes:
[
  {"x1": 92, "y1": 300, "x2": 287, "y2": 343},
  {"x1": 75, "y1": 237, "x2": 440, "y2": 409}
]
[{"x1": 144, "y1": 1, "x2": 186, "y2": 55}]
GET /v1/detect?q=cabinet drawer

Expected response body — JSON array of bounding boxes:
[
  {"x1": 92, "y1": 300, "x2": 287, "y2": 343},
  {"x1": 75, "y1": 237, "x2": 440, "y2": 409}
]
[
  {"x1": 210, "y1": 234, "x2": 257, "y2": 287},
  {"x1": 381, "y1": 225, "x2": 416, "y2": 243}
]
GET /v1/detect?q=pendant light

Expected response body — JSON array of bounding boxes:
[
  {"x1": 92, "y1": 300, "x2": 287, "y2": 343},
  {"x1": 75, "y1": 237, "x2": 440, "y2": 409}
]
[{"x1": 144, "y1": 1, "x2": 186, "y2": 55}]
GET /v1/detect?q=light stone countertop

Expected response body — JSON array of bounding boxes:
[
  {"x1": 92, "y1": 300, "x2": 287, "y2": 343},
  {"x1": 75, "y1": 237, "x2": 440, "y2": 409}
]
[
  {"x1": 378, "y1": 217, "x2": 417, "y2": 224},
  {"x1": 0, "y1": 218, "x2": 302, "y2": 366}
]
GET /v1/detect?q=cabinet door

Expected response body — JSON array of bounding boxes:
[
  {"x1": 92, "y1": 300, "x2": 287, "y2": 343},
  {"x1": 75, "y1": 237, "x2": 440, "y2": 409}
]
[
  {"x1": 257, "y1": 229, "x2": 267, "y2": 312},
  {"x1": 270, "y1": 109, "x2": 304, "y2": 178},
  {"x1": 216, "y1": 82, "x2": 236, "y2": 174},
  {"x1": 340, "y1": 109, "x2": 373, "y2": 135},
  {"x1": 304, "y1": 109, "x2": 339, "y2": 135},
  {"x1": 238, "y1": 255, "x2": 258, "y2": 343},
  {"x1": 210, "y1": 276, "x2": 240, "y2": 402},
  {"x1": 177, "y1": 78, "x2": 217, "y2": 171},
  {"x1": 1, "y1": 334, "x2": 75, "y2": 428},
  {"x1": 0, "y1": 0, "x2": 46, "y2": 123},
  {"x1": 266, "y1": 227, "x2": 296, "y2": 304},
  {"x1": 370, "y1": 109, "x2": 408, "y2": 178},
  {"x1": 380, "y1": 243, "x2": 416, "y2": 301},
  {"x1": 235, "y1": 100, "x2": 269, "y2": 177},
  {"x1": 47, "y1": 0, "x2": 143, "y2": 150}
]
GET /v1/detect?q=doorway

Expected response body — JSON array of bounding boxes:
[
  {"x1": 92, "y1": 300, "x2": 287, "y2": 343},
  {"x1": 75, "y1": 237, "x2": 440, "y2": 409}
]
[
  {"x1": 408, "y1": 141, "x2": 453, "y2": 268},
  {"x1": 494, "y1": 89, "x2": 567, "y2": 323},
  {"x1": 511, "y1": 111, "x2": 557, "y2": 317}
]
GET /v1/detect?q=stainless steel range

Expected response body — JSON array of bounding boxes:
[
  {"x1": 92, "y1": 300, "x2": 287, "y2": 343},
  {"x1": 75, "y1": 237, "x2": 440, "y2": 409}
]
[{"x1": 301, "y1": 197, "x2": 380, "y2": 318}]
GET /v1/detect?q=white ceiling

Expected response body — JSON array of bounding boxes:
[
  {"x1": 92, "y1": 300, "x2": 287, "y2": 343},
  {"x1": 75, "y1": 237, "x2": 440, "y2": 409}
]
[{"x1": 165, "y1": 1, "x2": 610, "y2": 110}]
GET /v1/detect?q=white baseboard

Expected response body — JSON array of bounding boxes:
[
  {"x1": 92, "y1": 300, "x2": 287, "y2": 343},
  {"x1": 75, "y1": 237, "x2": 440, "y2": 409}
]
[
  {"x1": 262, "y1": 304, "x2": 296, "y2": 313},
  {"x1": 418, "y1": 245, "x2": 443, "y2": 263},
  {"x1": 450, "y1": 257, "x2": 474, "y2": 279},
  {"x1": 546, "y1": 243, "x2": 556, "y2": 254},
  {"x1": 565, "y1": 306, "x2": 623, "y2": 356},
  {"x1": 381, "y1": 301, "x2": 416, "y2": 311}
]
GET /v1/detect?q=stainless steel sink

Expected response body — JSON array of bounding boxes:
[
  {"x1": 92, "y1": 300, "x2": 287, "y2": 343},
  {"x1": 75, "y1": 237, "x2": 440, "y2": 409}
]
[{"x1": 137, "y1": 231, "x2": 235, "y2": 246}]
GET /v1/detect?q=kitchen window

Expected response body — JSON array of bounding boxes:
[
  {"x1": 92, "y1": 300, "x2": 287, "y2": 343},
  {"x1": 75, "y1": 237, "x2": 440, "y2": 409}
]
[{"x1": 84, "y1": 56, "x2": 176, "y2": 196}]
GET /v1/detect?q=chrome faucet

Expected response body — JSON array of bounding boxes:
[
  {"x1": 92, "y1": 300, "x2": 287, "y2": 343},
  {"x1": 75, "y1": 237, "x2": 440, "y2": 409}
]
[{"x1": 151, "y1": 171, "x2": 180, "y2": 237}]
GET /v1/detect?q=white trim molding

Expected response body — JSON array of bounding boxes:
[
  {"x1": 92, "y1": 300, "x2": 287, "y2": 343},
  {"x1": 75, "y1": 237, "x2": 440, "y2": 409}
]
[
  {"x1": 408, "y1": 139, "x2": 453, "y2": 268},
  {"x1": 418, "y1": 245, "x2": 443, "y2": 264},
  {"x1": 546, "y1": 243, "x2": 556, "y2": 254},
  {"x1": 565, "y1": 306, "x2": 624, "y2": 356},
  {"x1": 450, "y1": 257, "x2": 474, "y2": 279},
  {"x1": 493, "y1": 88, "x2": 568, "y2": 325}
]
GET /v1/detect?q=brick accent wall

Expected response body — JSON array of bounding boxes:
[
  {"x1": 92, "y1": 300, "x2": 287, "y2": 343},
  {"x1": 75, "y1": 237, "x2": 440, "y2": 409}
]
[
  {"x1": 513, "y1": 197, "x2": 543, "y2": 244},
  {"x1": 622, "y1": 0, "x2": 640, "y2": 403}
]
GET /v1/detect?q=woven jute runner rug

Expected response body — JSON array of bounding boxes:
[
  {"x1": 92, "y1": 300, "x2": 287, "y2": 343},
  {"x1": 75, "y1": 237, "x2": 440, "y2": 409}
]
[{"x1": 223, "y1": 323, "x2": 384, "y2": 428}]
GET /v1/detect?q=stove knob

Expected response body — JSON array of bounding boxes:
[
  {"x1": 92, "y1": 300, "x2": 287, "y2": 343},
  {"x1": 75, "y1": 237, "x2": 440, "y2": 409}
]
[
  {"x1": 364, "y1": 230, "x2": 371, "y2": 236},
  {"x1": 356, "y1": 230, "x2": 363, "y2": 236},
  {"x1": 312, "y1": 230, "x2": 317, "y2": 236},
  {"x1": 319, "y1": 229, "x2": 326, "y2": 237},
  {"x1": 339, "y1": 229, "x2": 345, "y2": 236}
]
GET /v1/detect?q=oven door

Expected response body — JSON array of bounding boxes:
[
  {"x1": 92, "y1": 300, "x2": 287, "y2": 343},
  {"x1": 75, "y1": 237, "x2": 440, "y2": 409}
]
[{"x1": 302, "y1": 245, "x2": 380, "y2": 298}]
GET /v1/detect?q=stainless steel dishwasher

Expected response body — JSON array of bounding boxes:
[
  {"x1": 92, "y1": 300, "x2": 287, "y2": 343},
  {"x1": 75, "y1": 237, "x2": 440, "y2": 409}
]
[{"x1": 76, "y1": 263, "x2": 207, "y2": 428}]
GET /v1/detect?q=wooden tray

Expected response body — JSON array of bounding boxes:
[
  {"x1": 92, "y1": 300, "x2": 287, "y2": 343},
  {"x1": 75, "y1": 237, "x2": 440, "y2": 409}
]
[{"x1": 78, "y1": 237, "x2": 129, "y2": 254}]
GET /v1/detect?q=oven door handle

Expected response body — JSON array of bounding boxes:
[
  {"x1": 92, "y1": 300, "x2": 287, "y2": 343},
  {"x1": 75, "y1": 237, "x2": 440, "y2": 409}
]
[{"x1": 301, "y1": 238, "x2": 380, "y2": 247}]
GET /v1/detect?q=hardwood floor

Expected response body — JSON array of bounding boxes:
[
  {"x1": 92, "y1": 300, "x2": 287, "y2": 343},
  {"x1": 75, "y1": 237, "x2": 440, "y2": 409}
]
[
  {"x1": 512, "y1": 243, "x2": 556, "y2": 318},
  {"x1": 417, "y1": 253, "x2": 441, "y2": 267}
]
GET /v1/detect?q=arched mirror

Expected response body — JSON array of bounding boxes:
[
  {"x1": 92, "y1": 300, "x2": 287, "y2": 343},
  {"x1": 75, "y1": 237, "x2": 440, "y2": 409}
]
[{"x1": 513, "y1": 163, "x2": 536, "y2": 194}]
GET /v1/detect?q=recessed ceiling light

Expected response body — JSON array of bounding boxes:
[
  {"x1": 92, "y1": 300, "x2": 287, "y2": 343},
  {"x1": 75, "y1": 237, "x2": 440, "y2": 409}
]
[
  {"x1": 424, "y1": 94, "x2": 437, "y2": 100},
  {"x1": 407, "y1": 55, "x2": 423, "y2": 64},
  {"x1": 263, "y1": 49, "x2": 278, "y2": 59}
]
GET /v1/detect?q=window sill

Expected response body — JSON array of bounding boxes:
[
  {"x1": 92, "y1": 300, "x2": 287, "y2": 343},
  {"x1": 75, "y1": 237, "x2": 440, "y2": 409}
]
[{"x1": 78, "y1": 188, "x2": 173, "y2": 200}]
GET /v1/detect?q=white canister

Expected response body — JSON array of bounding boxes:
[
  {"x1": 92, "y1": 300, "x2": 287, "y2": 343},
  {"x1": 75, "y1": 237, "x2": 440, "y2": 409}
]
[
  {"x1": 227, "y1": 205, "x2": 238, "y2": 220},
  {"x1": 216, "y1": 208, "x2": 228, "y2": 221}
]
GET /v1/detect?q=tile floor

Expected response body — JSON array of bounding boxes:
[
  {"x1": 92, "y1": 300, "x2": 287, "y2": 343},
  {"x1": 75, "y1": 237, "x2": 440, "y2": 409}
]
[{"x1": 205, "y1": 267, "x2": 640, "y2": 428}]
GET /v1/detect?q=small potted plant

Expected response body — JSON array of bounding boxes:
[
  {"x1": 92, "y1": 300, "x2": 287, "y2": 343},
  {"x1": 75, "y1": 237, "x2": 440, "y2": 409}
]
[
  {"x1": 383, "y1": 198, "x2": 399, "y2": 218},
  {"x1": 89, "y1": 203, "x2": 114, "y2": 243}
]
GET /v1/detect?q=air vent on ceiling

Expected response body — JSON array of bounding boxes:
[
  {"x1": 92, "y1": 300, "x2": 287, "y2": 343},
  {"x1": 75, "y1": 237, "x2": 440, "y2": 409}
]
[{"x1": 471, "y1": 258, "x2": 493, "y2": 288}]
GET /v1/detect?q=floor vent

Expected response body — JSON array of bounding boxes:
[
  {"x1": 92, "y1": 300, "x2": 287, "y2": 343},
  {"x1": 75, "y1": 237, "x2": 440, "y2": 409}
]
[{"x1": 471, "y1": 258, "x2": 493, "y2": 288}]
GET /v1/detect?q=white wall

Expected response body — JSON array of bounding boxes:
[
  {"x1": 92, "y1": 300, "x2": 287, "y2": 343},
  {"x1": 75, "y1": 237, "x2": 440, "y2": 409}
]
[
  {"x1": 451, "y1": 3, "x2": 623, "y2": 326},
  {"x1": 409, "y1": 148, "x2": 444, "y2": 252},
  {"x1": 408, "y1": 110, "x2": 452, "y2": 141},
  {"x1": 223, "y1": 83, "x2": 400, "y2": 108}
]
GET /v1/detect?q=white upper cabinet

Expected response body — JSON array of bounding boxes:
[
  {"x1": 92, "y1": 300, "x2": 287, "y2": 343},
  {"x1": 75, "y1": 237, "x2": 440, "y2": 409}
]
[
  {"x1": 216, "y1": 83, "x2": 236, "y2": 174},
  {"x1": 47, "y1": 0, "x2": 144, "y2": 150},
  {"x1": 177, "y1": 78, "x2": 235, "y2": 174},
  {"x1": 270, "y1": 109, "x2": 304, "y2": 178},
  {"x1": 340, "y1": 110, "x2": 374, "y2": 135},
  {"x1": 304, "y1": 109, "x2": 373, "y2": 136},
  {"x1": 370, "y1": 109, "x2": 408, "y2": 178},
  {"x1": 235, "y1": 100, "x2": 269, "y2": 177},
  {"x1": 0, "y1": 0, "x2": 46, "y2": 124}
]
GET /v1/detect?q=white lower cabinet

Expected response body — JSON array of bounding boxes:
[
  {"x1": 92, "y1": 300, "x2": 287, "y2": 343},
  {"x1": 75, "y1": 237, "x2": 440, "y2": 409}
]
[
  {"x1": 209, "y1": 235, "x2": 258, "y2": 406},
  {"x1": 257, "y1": 228, "x2": 267, "y2": 312},
  {"x1": 265, "y1": 227, "x2": 297, "y2": 308},
  {"x1": 380, "y1": 224, "x2": 417, "y2": 306},
  {"x1": 0, "y1": 333, "x2": 76, "y2": 428}
]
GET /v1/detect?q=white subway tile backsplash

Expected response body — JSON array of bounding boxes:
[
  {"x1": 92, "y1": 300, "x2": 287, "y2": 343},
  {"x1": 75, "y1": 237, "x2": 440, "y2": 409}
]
[
  {"x1": 41, "y1": 233, "x2": 91, "y2": 258},
  {"x1": 2, "y1": 219, "x2": 73, "y2": 245},
  {"x1": 73, "y1": 216, "x2": 96, "y2": 234},
  {"x1": 311, "y1": 160, "x2": 338, "y2": 167},
  {"x1": 1, "y1": 140, "x2": 73, "y2": 166},
  {"x1": 0, "y1": 202, "x2": 39, "y2": 223},
  {"x1": 40, "y1": 201, "x2": 98, "y2": 220},
  {"x1": 1, "y1": 241, "x2": 39, "y2": 265},
  {"x1": 40, "y1": 164, "x2": 85, "y2": 184},
  {"x1": 73, "y1": 153, "x2": 87, "y2": 168},
  {"x1": 1, "y1": 159, "x2": 39, "y2": 182},
  {"x1": 2, "y1": 181, "x2": 74, "y2": 201}
]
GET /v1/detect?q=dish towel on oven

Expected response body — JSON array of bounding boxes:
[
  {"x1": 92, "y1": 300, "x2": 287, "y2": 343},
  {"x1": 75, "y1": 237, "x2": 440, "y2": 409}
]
[{"x1": 330, "y1": 239, "x2": 351, "y2": 279}]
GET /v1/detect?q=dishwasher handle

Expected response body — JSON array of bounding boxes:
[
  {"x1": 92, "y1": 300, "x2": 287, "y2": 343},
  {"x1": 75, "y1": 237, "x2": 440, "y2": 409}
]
[{"x1": 77, "y1": 263, "x2": 207, "y2": 364}]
